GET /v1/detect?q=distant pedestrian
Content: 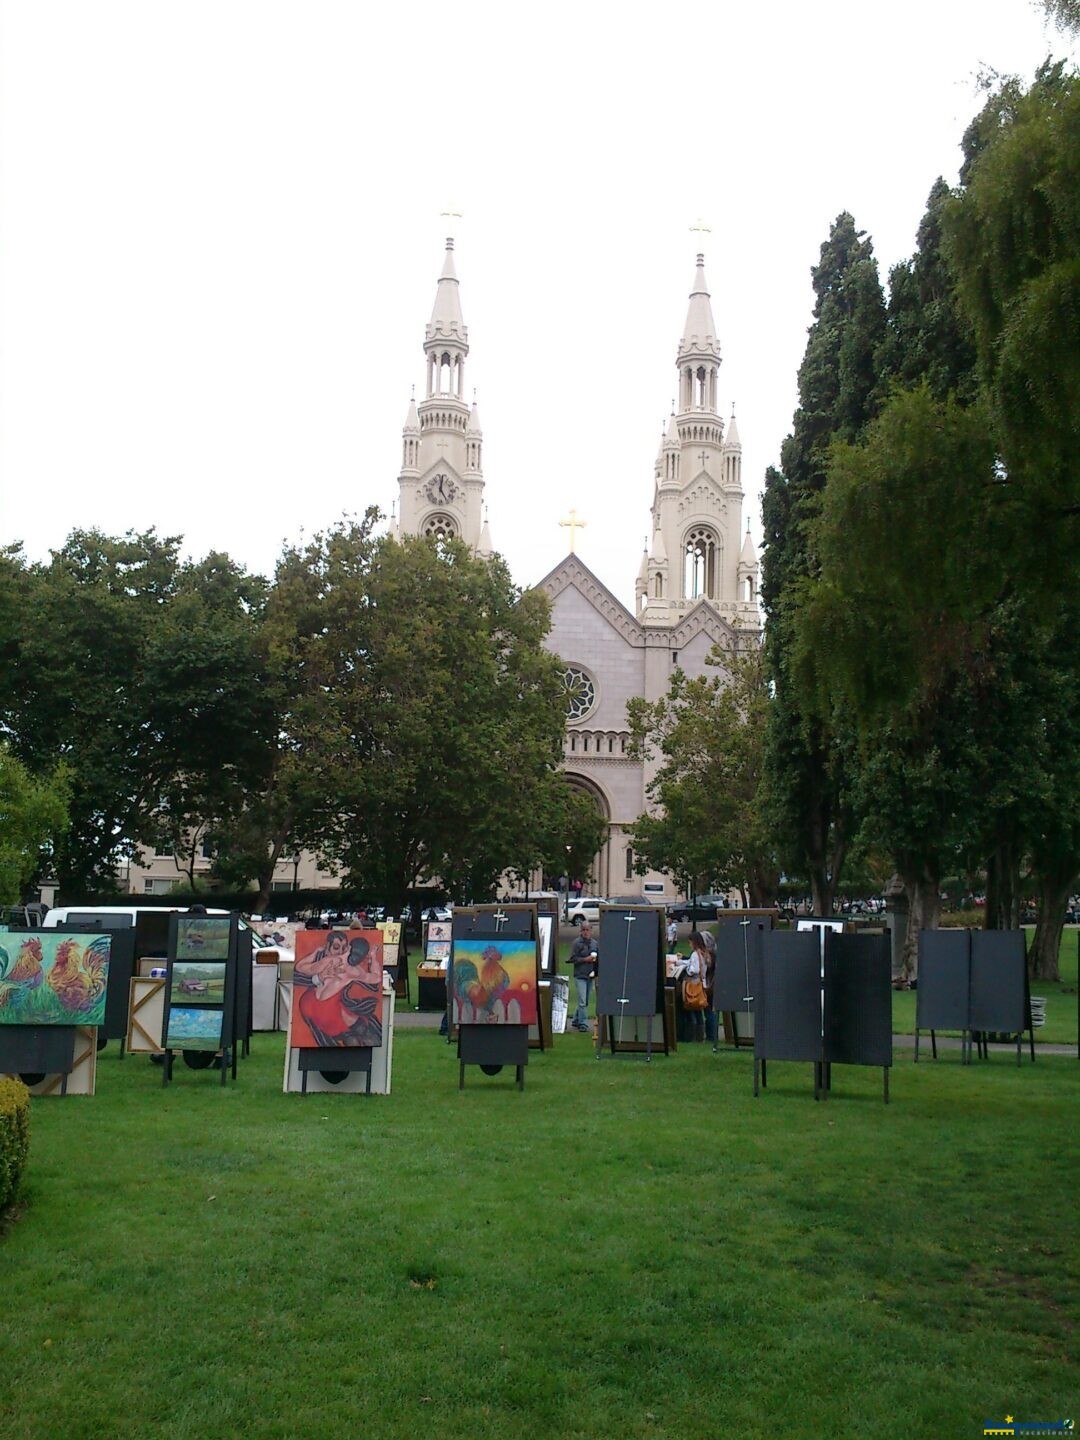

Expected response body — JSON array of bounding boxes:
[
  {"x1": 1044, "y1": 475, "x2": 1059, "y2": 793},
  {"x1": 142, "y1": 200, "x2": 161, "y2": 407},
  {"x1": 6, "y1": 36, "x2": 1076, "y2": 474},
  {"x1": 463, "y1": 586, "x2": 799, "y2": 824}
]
[
  {"x1": 666, "y1": 915, "x2": 678, "y2": 951},
  {"x1": 568, "y1": 922, "x2": 597, "y2": 1032}
]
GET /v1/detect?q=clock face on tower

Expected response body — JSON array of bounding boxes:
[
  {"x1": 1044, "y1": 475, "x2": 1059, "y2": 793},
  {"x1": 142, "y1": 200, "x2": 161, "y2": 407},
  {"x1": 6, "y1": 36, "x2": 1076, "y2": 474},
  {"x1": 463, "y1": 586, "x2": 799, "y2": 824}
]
[{"x1": 424, "y1": 472, "x2": 457, "y2": 505}]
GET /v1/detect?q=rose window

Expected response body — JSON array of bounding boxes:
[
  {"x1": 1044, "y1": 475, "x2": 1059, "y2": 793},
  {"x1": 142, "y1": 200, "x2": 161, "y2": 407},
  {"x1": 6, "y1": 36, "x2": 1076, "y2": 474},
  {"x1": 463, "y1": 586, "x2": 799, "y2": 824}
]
[{"x1": 562, "y1": 666, "x2": 597, "y2": 722}]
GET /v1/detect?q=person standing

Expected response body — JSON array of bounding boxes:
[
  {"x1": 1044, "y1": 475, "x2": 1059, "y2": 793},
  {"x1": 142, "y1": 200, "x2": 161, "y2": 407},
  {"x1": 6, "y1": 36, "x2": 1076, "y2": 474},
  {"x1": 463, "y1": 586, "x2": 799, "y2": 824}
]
[
  {"x1": 568, "y1": 922, "x2": 597, "y2": 1032},
  {"x1": 702, "y1": 927, "x2": 717, "y2": 1043},
  {"x1": 666, "y1": 914, "x2": 678, "y2": 952}
]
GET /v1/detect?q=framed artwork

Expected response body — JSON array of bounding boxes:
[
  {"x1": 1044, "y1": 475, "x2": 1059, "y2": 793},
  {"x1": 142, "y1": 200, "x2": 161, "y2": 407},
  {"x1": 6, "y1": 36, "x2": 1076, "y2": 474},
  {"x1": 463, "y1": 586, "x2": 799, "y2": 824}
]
[
  {"x1": 537, "y1": 914, "x2": 554, "y2": 974},
  {"x1": 166, "y1": 1005, "x2": 223, "y2": 1050},
  {"x1": 290, "y1": 929, "x2": 384, "y2": 1049},
  {"x1": 426, "y1": 921, "x2": 451, "y2": 945},
  {"x1": 379, "y1": 922, "x2": 402, "y2": 947},
  {"x1": 170, "y1": 962, "x2": 226, "y2": 1007},
  {"x1": 451, "y1": 938, "x2": 538, "y2": 1026},
  {"x1": 0, "y1": 932, "x2": 111, "y2": 1027},
  {"x1": 175, "y1": 916, "x2": 232, "y2": 961},
  {"x1": 426, "y1": 940, "x2": 451, "y2": 962}
]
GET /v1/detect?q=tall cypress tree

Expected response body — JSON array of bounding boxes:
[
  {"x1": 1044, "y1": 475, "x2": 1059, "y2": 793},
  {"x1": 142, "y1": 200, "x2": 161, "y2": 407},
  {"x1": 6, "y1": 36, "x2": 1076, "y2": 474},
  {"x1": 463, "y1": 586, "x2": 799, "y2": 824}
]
[{"x1": 761, "y1": 213, "x2": 886, "y2": 913}]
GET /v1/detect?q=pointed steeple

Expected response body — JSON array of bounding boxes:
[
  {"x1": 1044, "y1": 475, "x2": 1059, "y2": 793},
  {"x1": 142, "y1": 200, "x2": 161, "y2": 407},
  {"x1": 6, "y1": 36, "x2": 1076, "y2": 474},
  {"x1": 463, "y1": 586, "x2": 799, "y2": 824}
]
[
  {"x1": 677, "y1": 254, "x2": 721, "y2": 366},
  {"x1": 426, "y1": 238, "x2": 467, "y2": 345},
  {"x1": 739, "y1": 524, "x2": 756, "y2": 566},
  {"x1": 724, "y1": 407, "x2": 741, "y2": 449}
]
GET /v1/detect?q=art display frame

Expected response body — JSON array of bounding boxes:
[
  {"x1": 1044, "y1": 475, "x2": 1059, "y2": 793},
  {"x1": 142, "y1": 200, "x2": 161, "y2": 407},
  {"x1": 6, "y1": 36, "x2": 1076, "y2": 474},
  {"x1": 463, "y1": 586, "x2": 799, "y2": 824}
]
[
  {"x1": 595, "y1": 904, "x2": 668, "y2": 1060},
  {"x1": 450, "y1": 904, "x2": 543, "y2": 1086},
  {"x1": 161, "y1": 912, "x2": 239, "y2": 1086},
  {"x1": 0, "y1": 930, "x2": 112, "y2": 1029},
  {"x1": 289, "y1": 928, "x2": 385, "y2": 1053}
]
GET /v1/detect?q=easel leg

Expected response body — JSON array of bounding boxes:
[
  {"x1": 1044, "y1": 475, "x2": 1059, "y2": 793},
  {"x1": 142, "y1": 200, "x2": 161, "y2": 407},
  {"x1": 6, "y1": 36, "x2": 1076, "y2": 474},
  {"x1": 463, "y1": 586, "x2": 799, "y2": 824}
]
[
  {"x1": 645, "y1": 1015, "x2": 653, "y2": 1063},
  {"x1": 884, "y1": 1067, "x2": 889, "y2": 1104},
  {"x1": 761, "y1": 1058, "x2": 767, "y2": 1089},
  {"x1": 1028, "y1": 1026, "x2": 1035, "y2": 1063},
  {"x1": 301, "y1": 1066, "x2": 308, "y2": 1095},
  {"x1": 753, "y1": 1057, "x2": 760, "y2": 1097},
  {"x1": 516, "y1": 1065, "x2": 524, "y2": 1092},
  {"x1": 931, "y1": 1029, "x2": 937, "y2": 1060},
  {"x1": 458, "y1": 1061, "x2": 465, "y2": 1091}
]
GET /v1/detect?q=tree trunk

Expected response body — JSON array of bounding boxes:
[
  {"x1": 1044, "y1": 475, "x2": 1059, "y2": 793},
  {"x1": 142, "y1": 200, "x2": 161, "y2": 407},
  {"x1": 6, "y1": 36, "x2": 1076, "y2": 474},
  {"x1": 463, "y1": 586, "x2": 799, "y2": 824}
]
[
  {"x1": 900, "y1": 866, "x2": 941, "y2": 983},
  {"x1": 985, "y1": 840, "x2": 1021, "y2": 929},
  {"x1": 1028, "y1": 862, "x2": 1076, "y2": 982}
]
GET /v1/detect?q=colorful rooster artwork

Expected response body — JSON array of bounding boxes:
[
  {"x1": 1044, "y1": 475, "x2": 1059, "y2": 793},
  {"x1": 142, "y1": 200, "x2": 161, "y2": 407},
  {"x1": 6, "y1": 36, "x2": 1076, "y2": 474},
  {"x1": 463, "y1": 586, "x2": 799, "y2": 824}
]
[
  {"x1": 0, "y1": 932, "x2": 111, "y2": 1026},
  {"x1": 451, "y1": 939, "x2": 537, "y2": 1026}
]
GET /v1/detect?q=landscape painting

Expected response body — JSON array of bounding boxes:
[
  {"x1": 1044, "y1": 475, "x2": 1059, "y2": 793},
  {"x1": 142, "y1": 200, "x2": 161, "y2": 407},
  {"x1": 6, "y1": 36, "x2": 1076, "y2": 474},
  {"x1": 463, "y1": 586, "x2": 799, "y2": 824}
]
[
  {"x1": 0, "y1": 932, "x2": 112, "y2": 1026},
  {"x1": 165, "y1": 1005, "x2": 223, "y2": 1050},
  {"x1": 175, "y1": 916, "x2": 232, "y2": 961},
  {"x1": 170, "y1": 962, "x2": 226, "y2": 1007},
  {"x1": 290, "y1": 929, "x2": 384, "y2": 1049},
  {"x1": 451, "y1": 938, "x2": 537, "y2": 1026}
]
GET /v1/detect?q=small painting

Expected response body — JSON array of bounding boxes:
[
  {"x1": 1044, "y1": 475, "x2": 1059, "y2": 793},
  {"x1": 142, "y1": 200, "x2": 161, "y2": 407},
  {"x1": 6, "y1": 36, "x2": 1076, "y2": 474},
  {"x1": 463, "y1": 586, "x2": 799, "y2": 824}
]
[
  {"x1": 451, "y1": 938, "x2": 537, "y2": 1026},
  {"x1": 175, "y1": 916, "x2": 232, "y2": 961},
  {"x1": 290, "y1": 929, "x2": 384, "y2": 1049},
  {"x1": 166, "y1": 1005, "x2": 223, "y2": 1050},
  {"x1": 379, "y1": 922, "x2": 402, "y2": 947},
  {"x1": 426, "y1": 921, "x2": 451, "y2": 945},
  {"x1": 426, "y1": 940, "x2": 450, "y2": 963},
  {"x1": 0, "y1": 932, "x2": 111, "y2": 1026},
  {"x1": 170, "y1": 962, "x2": 226, "y2": 1006}
]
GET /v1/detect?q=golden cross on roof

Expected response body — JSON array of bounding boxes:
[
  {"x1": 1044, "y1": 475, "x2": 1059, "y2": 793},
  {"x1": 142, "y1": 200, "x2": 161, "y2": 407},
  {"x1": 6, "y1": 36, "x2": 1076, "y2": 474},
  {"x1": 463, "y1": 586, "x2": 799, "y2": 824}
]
[{"x1": 559, "y1": 508, "x2": 587, "y2": 553}]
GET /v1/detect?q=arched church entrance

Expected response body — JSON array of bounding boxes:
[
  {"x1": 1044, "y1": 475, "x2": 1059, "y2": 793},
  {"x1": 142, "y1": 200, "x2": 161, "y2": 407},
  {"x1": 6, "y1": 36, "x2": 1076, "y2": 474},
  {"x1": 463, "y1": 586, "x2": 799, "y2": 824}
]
[{"x1": 561, "y1": 772, "x2": 612, "y2": 899}]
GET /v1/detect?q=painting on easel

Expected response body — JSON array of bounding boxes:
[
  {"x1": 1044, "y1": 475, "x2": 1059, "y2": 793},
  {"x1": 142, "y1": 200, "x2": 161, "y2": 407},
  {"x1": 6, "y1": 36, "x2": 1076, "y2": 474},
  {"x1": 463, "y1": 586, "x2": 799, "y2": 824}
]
[{"x1": 451, "y1": 938, "x2": 538, "y2": 1026}]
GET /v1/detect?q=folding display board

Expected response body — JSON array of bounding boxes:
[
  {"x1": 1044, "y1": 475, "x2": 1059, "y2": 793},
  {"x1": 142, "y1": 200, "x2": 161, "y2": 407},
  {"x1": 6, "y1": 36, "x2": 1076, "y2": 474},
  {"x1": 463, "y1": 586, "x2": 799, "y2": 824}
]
[
  {"x1": 915, "y1": 929, "x2": 1033, "y2": 1066},
  {"x1": 595, "y1": 905, "x2": 666, "y2": 1059},
  {"x1": 970, "y1": 929, "x2": 1032, "y2": 1065},
  {"x1": 823, "y1": 933, "x2": 892, "y2": 1070},
  {"x1": 0, "y1": 1025, "x2": 76, "y2": 1077},
  {"x1": 712, "y1": 917, "x2": 771, "y2": 1049},
  {"x1": 916, "y1": 929, "x2": 972, "y2": 1062},
  {"x1": 451, "y1": 905, "x2": 542, "y2": 1085},
  {"x1": 282, "y1": 982, "x2": 397, "y2": 1094},
  {"x1": 3, "y1": 1026, "x2": 97, "y2": 1096},
  {"x1": 161, "y1": 914, "x2": 239, "y2": 1086},
  {"x1": 754, "y1": 931, "x2": 892, "y2": 1101},
  {"x1": 251, "y1": 962, "x2": 279, "y2": 1031},
  {"x1": 234, "y1": 923, "x2": 253, "y2": 1056}
]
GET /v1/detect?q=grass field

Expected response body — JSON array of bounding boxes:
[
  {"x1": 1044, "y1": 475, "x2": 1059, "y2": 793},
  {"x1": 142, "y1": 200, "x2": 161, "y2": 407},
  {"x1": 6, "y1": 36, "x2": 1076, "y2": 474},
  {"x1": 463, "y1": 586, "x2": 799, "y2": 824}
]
[{"x1": 1, "y1": 1021, "x2": 1076, "y2": 1440}]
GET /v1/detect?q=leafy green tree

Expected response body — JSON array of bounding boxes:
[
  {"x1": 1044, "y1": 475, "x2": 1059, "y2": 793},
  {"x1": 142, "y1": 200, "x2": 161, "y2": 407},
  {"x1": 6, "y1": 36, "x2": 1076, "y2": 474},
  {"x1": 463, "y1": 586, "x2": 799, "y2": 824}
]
[
  {"x1": 1, "y1": 530, "x2": 186, "y2": 894},
  {"x1": 945, "y1": 61, "x2": 1080, "y2": 603},
  {"x1": 263, "y1": 524, "x2": 567, "y2": 916},
  {"x1": 761, "y1": 213, "x2": 886, "y2": 913},
  {"x1": 628, "y1": 646, "x2": 777, "y2": 906},
  {"x1": 0, "y1": 747, "x2": 70, "y2": 907}
]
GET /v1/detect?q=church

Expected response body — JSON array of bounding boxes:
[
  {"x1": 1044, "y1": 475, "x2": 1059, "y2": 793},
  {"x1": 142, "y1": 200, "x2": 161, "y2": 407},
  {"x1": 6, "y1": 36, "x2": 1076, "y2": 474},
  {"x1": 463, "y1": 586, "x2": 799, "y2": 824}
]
[{"x1": 394, "y1": 239, "x2": 760, "y2": 902}]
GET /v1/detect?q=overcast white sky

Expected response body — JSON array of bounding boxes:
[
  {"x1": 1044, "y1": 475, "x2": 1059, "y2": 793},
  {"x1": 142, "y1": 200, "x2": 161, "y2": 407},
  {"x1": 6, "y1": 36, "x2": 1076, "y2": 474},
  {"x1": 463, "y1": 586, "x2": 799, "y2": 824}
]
[{"x1": 0, "y1": 3, "x2": 1073, "y2": 609}]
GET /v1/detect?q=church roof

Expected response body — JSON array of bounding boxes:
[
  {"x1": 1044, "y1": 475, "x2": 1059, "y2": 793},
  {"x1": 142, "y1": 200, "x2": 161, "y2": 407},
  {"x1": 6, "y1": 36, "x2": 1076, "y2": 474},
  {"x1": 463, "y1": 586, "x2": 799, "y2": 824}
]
[
  {"x1": 467, "y1": 399, "x2": 482, "y2": 434},
  {"x1": 724, "y1": 409, "x2": 741, "y2": 449},
  {"x1": 425, "y1": 238, "x2": 468, "y2": 347},
  {"x1": 676, "y1": 254, "x2": 721, "y2": 364},
  {"x1": 739, "y1": 526, "x2": 757, "y2": 566},
  {"x1": 403, "y1": 396, "x2": 419, "y2": 432}
]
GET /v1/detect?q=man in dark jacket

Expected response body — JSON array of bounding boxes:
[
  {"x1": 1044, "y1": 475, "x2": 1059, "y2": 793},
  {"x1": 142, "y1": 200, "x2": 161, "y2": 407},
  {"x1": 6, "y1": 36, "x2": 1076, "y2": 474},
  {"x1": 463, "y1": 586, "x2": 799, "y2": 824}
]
[{"x1": 568, "y1": 923, "x2": 597, "y2": 1032}]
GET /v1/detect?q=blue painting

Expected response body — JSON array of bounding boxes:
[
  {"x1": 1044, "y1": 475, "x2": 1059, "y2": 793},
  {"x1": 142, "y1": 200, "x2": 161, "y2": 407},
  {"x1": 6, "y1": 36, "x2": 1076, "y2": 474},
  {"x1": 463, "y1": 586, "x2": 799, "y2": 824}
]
[{"x1": 166, "y1": 1005, "x2": 223, "y2": 1050}]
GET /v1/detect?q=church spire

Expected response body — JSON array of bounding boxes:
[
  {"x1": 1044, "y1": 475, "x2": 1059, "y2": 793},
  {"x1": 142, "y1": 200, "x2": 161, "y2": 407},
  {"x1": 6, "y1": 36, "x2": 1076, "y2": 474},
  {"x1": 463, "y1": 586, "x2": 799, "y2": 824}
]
[
  {"x1": 676, "y1": 254, "x2": 721, "y2": 414},
  {"x1": 396, "y1": 238, "x2": 485, "y2": 552}
]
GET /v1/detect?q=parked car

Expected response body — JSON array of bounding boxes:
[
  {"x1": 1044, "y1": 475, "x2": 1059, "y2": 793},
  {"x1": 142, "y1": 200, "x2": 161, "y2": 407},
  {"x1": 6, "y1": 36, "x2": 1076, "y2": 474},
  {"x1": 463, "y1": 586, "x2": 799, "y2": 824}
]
[
  {"x1": 567, "y1": 896, "x2": 606, "y2": 925},
  {"x1": 667, "y1": 894, "x2": 728, "y2": 922}
]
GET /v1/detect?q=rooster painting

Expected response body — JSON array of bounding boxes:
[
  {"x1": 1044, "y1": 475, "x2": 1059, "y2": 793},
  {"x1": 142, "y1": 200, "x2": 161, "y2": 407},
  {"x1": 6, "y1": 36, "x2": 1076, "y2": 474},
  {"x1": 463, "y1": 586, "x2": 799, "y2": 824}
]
[
  {"x1": 450, "y1": 939, "x2": 537, "y2": 1026},
  {"x1": 0, "y1": 933, "x2": 111, "y2": 1026}
]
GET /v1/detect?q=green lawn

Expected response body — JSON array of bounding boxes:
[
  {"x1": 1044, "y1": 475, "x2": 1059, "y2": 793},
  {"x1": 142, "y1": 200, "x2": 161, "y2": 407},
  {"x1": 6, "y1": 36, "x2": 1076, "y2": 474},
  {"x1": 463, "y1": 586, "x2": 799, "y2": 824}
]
[{"x1": 0, "y1": 1029, "x2": 1076, "y2": 1439}]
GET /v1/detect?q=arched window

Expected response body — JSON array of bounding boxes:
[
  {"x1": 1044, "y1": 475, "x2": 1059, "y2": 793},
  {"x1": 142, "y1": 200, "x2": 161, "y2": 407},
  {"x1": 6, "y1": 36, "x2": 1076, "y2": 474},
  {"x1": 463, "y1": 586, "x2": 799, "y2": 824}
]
[
  {"x1": 684, "y1": 527, "x2": 718, "y2": 600},
  {"x1": 625, "y1": 846, "x2": 634, "y2": 881},
  {"x1": 423, "y1": 513, "x2": 458, "y2": 544},
  {"x1": 653, "y1": 573, "x2": 663, "y2": 599}
]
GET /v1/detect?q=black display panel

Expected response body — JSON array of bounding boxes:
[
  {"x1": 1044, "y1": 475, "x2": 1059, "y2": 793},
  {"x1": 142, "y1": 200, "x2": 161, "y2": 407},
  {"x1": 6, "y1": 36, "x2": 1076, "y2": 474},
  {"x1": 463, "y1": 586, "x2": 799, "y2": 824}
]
[
  {"x1": 754, "y1": 931, "x2": 822, "y2": 1063},
  {"x1": 48, "y1": 923, "x2": 134, "y2": 1043},
  {"x1": 596, "y1": 906, "x2": 662, "y2": 1019},
  {"x1": 0, "y1": 1025, "x2": 76, "y2": 1074},
  {"x1": 823, "y1": 933, "x2": 892, "y2": 1067},
  {"x1": 970, "y1": 929, "x2": 1028, "y2": 1034},
  {"x1": 916, "y1": 929, "x2": 971, "y2": 1032},
  {"x1": 298, "y1": 1046, "x2": 373, "y2": 1073},
  {"x1": 453, "y1": 907, "x2": 533, "y2": 941},
  {"x1": 458, "y1": 1025, "x2": 529, "y2": 1067},
  {"x1": 711, "y1": 918, "x2": 768, "y2": 1012}
]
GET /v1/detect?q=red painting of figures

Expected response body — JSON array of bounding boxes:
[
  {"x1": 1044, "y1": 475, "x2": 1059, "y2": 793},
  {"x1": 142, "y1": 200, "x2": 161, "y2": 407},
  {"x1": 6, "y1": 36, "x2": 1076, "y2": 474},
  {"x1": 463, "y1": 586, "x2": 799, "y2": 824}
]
[{"x1": 290, "y1": 929, "x2": 384, "y2": 1048}]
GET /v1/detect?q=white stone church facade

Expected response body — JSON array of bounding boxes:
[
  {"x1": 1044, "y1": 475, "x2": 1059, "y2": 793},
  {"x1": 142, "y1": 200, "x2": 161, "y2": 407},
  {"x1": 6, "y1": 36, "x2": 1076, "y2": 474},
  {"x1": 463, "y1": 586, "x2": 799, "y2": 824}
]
[{"x1": 395, "y1": 242, "x2": 759, "y2": 901}]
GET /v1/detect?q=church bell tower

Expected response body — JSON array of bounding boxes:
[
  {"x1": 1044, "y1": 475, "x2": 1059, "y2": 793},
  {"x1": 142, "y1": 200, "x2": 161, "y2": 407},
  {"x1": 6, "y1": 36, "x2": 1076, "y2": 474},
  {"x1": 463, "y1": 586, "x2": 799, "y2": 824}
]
[
  {"x1": 396, "y1": 238, "x2": 490, "y2": 554},
  {"x1": 636, "y1": 253, "x2": 757, "y2": 623}
]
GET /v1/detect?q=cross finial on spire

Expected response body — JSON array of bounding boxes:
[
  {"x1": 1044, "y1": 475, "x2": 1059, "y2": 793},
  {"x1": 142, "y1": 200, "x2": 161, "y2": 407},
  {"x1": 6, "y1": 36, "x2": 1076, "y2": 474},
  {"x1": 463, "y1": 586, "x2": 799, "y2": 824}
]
[
  {"x1": 690, "y1": 217, "x2": 711, "y2": 236},
  {"x1": 559, "y1": 508, "x2": 587, "y2": 553}
]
